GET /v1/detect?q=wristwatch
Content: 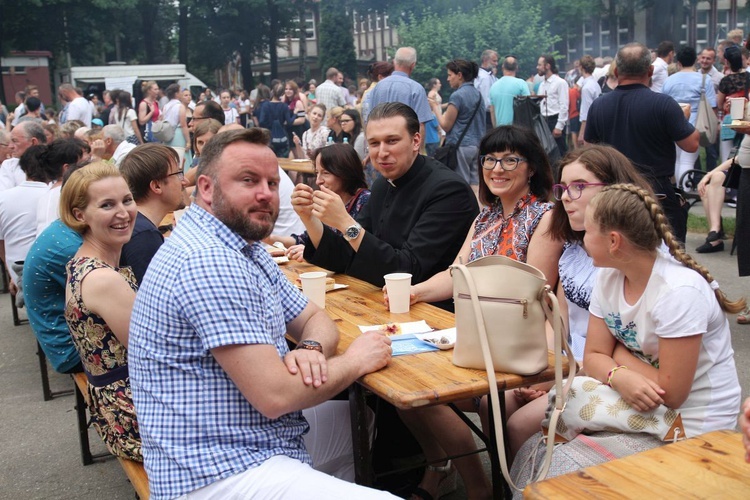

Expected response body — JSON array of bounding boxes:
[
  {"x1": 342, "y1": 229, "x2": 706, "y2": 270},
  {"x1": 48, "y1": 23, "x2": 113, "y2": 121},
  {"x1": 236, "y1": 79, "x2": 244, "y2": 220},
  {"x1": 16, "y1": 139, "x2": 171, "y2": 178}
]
[
  {"x1": 296, "y1": 340, "x2": 323, "y2": 353},
  {"x1": 343, "y1": 222, "x2": 362, "y2": 242}
]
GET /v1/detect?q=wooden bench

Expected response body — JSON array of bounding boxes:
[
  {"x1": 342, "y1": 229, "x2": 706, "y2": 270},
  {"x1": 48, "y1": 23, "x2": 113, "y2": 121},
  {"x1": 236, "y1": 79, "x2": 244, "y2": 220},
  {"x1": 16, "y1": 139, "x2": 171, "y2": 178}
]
[{"x1": 72, "y1": 372, "x2": 150, "y2": 499}]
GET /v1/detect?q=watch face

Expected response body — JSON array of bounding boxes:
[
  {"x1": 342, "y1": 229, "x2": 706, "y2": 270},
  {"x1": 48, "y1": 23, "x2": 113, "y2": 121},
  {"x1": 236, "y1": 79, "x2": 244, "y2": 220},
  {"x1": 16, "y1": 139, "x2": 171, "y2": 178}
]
[
  {"x1": 298, "y1": 340, "x2": 323, "y2": 352},
  {"x1": 345, "y1": 225, "x2": 360, "y2": 240}
]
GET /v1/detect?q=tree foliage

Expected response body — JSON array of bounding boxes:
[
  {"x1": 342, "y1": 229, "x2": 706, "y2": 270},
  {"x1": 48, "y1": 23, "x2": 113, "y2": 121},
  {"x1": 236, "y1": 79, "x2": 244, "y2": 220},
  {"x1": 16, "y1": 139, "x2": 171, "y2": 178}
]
[
  {"x1": 318, "y1": 0, "x2": 357, "y2": 80},
  {"x1": 397, "y1": 0, "x2": 559, "y2": 87}
]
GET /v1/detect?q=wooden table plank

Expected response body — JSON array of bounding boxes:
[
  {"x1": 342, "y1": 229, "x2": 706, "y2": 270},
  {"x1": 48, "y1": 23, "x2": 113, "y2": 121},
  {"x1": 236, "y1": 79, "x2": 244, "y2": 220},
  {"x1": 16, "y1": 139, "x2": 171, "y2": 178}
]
[
  {"x1": 524, "y1": 430, "x2": 748, "y2": 499},
  {"x1": 282, "y1": 261, "x2": 563, "y2": 409}
]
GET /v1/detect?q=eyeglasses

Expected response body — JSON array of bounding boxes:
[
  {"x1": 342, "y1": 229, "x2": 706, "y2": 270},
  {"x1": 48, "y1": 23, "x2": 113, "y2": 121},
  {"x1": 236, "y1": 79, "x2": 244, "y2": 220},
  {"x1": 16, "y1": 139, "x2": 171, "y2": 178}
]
[
  {"x1": 339, "y1": 119, "x2": 353, "y2": 124},
  {"x1": 479, "y1": 155, "x2": 526, "y2": 171},
  {"x1": 166, "y1": 170, "x2": 185, "y2": 180},
  {"x1": 551, "y1": 182, "x2": 608, "y2": 201}
]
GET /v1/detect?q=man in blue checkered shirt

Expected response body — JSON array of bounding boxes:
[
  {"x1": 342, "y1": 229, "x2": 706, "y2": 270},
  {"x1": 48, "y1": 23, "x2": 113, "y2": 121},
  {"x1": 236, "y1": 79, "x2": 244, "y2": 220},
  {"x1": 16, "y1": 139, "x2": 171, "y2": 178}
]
[{"x1": 129, "y1": 128, "x2": 396, "y2": 499}]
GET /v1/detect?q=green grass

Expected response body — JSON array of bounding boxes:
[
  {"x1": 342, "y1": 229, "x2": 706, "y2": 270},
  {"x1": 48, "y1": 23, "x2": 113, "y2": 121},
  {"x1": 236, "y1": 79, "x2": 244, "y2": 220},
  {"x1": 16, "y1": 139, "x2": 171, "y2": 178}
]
[{"x1": 687, "y1": 213, "x2": 735, "y2": 237}]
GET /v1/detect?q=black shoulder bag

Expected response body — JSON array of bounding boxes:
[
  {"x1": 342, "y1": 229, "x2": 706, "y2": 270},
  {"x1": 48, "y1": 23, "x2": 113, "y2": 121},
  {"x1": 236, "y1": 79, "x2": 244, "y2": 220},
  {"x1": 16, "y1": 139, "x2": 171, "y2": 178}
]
[{"x1": 433, "y1": 95, "x2": 482, "y2": 171}]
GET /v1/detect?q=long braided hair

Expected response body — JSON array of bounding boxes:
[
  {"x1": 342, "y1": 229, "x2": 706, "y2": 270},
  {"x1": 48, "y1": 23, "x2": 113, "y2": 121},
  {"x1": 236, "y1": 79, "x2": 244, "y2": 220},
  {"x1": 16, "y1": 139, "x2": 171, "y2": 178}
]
[{"x1": 590, "y1": 183, "x2": 746, "y2": 313}]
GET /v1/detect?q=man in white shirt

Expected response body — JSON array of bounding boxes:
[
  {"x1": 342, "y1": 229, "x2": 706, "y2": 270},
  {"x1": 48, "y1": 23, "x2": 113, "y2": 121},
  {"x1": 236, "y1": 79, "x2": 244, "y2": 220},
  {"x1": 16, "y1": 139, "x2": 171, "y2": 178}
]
[
  {"x1": 650, "y1": 41, "x2": 674, "y2": 93},
  {"x1": 91, "y1": 125, "x2": 136, "y2": 167},
  {"x1": 474, "y1": 49, "x2": 498, "y2": 129},
  {"x1": 58, "y1": 84, "x2": 93, "y2": 126},
  {"x1": 577, "y1": 55, "x2": 602, "y2": 147},
  {"x1": 698, "y1": 48, "x2": 724, "y2": 92},
  {"x1": 0, "y1": 121, "x2": 46, "y2": 191},
  {"x1": 537, "y1": 53, "x2": 570, "y2": 157},
  {"x1": 697, "y1": 47, "x2": 724, "y2": 171},
  {"x1": 0, "y1": 144, "x2": 50, "y2": 293}
]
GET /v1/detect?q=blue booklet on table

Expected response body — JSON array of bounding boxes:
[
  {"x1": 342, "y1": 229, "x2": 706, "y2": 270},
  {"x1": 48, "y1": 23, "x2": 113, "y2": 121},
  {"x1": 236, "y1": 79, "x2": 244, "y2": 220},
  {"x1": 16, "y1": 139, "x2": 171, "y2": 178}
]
[{"x1": 389, "y1": 334, "x2": 439, "y2": 356}]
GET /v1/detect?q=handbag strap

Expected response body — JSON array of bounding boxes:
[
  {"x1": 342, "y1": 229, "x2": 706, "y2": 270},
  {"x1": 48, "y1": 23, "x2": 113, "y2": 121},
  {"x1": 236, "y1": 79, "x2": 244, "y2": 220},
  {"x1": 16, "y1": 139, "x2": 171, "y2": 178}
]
[
  {"x1": 452, "y1": 264, "x2": 576, "y2": 491},
  {"x1": 454, "y1": 94, "x2": 482, "y2": 148}
]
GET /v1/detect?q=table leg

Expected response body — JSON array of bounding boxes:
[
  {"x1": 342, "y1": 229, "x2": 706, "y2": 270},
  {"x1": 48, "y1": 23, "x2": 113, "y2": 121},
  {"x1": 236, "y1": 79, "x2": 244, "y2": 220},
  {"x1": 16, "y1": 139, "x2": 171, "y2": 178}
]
[
  {"x1": 487, "y1": 391, "x2": 511, "y2": 499},
  {"x1": 349, "y1": 383, "x2": 374, "y2": 486}
]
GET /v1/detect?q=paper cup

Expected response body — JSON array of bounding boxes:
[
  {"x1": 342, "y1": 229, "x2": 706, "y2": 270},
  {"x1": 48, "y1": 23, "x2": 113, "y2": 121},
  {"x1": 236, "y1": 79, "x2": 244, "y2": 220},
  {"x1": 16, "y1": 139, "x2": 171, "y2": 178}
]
[
  {"x1": 300, "y1": 271, "x2": 327, "y2": 308},
  {"x1": 729, "y1": 98, "x2": 746, "y2": 120},
  {"x1": 170, "y1": 146, "x2": 186, "y2": 169},
  {"x1": 385, "y1": 273, "x2": 412, "y2": 314}
]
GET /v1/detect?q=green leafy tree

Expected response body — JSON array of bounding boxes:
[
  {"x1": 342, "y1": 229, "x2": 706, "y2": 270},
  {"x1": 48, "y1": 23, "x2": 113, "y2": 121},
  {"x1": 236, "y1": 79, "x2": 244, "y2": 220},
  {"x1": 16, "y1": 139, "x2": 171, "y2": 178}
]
[
  {"x1": 397, "y1": 0, "x2": 559, "y2": 87},
  {"x1": 318, "y1": 0, "x2": 357, "y2": 80}
]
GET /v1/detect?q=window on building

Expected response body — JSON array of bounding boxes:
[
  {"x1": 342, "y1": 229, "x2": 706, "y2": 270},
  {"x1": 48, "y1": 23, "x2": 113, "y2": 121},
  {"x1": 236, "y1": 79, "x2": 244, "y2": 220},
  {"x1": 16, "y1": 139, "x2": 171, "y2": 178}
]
[
  {"x1": 616, "y1": 16, "x2": 629, "y2": 48},
  {"x1": 1, "y1": 66, "x2": 26, "y2": 74},
  {"x1": 566, "y1": 27, "x2": 579, "y2": 63},
  {"x1": 289, "y1": 11, "x2": 316, "y2": 40},
  {"x1": 583, "y1": 21, "x2": 594, "y2": 54},
  {"x1": 600, "y1": 18, "x2": 611, "y2": 53}
]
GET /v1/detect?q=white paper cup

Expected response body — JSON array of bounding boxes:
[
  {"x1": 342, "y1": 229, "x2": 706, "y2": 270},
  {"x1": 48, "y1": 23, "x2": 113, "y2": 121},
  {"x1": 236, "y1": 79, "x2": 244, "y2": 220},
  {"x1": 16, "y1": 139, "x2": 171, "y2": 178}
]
[
  {"x1": 300, "y1": 271, "x2": 327, "y2": 308},
  {"x1": 384, "y1": 273, "x2": 412, "y2": 314},
  {"x1": 170, "y1": 146, "x2": 186, "y2": 169},
  {"x1": 729, "y1": 98, "x2": 746, "y2": 120}
]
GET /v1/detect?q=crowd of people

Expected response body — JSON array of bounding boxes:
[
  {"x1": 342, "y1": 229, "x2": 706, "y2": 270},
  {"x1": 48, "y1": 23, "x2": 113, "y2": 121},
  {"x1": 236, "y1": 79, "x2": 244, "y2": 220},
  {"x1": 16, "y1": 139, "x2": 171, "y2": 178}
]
[{"x1": 1, "y1": 29, "x2": 750, "y2": 500}]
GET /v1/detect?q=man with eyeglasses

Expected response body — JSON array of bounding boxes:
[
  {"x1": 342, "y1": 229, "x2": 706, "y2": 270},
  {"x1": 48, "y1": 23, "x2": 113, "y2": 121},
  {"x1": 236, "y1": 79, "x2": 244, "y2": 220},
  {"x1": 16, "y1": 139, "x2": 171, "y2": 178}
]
[
  {"x1": 190, "y1": 100, "x2": 224, "y2": 132},
  {"x1": 119, "y1": 143, "x2": 187, "y2": 284}
]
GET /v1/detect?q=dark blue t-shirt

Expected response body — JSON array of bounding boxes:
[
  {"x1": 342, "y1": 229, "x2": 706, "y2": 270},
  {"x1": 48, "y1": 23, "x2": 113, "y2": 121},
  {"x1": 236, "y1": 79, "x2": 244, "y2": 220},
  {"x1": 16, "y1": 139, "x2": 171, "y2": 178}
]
[
  {"x1": 584, "y1": 83, "x2": 695, "y2": 178},
  {"x1": 120, "y1": 212, "x2": 164, "y2": 285}
]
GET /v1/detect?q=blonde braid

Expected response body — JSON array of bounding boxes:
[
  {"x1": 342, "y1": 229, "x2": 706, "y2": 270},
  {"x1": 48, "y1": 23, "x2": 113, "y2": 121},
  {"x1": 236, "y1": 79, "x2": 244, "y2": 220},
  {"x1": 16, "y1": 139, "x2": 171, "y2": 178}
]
[{"x1": 601, "y1": 184, "x2": 746, "y2": 313}]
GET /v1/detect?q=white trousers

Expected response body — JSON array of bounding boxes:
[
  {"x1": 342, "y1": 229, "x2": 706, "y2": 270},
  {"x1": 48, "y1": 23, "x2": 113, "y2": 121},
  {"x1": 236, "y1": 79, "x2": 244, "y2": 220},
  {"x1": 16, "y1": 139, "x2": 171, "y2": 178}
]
[
  {"x1": 179, "y1": 401, "x2": 393, "y2": 499},
  {"x1": 675, "y1": 144, "x2": 699, "y2": 184}
]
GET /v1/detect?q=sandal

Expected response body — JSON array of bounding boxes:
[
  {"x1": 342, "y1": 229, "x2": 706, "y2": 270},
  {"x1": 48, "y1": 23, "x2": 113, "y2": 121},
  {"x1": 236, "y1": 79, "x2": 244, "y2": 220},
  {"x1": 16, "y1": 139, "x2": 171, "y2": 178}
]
[
  {"x1": 410, "y1": 460, "x2": 458, "y2": 500},
  {"x1": 738, "y1": 308, "x2": 750, "y2": 325}
]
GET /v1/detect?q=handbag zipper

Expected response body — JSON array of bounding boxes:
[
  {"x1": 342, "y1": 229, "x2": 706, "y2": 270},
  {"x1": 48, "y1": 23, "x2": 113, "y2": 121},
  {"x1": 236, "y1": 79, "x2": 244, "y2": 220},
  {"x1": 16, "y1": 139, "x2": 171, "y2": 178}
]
[{"x1": 456, "y1": 293, "x2": 528, "y2": 318}]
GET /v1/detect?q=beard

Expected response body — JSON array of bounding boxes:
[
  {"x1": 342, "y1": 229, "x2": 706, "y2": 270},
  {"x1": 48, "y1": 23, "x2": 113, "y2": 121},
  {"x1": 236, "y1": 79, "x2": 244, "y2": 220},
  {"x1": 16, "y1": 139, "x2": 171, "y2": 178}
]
[{"x1": 212, "y1": 184, "x2": 279, "y2": 242}]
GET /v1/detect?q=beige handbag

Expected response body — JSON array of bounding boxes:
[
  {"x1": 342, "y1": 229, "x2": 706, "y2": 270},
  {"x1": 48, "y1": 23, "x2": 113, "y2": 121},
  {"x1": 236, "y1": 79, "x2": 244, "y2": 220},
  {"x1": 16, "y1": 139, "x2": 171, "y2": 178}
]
[
  {"x1": 696, "y1": 73, "x2": 718, "y2": 147},
  {"x1": 451, "y1": 255, "x2": 576, "y2": 490}
]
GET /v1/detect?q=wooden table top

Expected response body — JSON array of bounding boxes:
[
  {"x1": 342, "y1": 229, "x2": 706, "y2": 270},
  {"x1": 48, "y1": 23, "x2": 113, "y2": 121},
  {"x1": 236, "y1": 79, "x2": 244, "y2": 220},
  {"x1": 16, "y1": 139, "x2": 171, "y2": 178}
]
[
  {"x1": 278, "y1": 158, "x2": 315, "y2": 174},
  {"x1": 281, "y1": 261, "x2": 562, "y2": 409},
  {"x1": 523, "y1": 430, "x2": 749, "y2": 499}
]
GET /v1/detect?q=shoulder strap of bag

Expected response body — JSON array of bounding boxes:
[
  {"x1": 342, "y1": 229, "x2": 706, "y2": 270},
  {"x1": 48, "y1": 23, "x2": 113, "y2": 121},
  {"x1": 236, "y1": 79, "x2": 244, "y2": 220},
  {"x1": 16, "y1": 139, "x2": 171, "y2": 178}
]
[
  {"x1": 455, "y1": 94, "x2": 483, "y2": 148},
  {"x1": 452, "y1": 264, "x2": 576, "y2": 491}
]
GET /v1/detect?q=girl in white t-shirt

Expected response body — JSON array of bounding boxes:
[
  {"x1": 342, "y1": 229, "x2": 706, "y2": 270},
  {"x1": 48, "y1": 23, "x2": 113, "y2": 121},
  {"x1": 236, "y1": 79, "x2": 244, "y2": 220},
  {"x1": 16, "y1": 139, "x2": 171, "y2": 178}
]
[
  {"x1": 583, "y1": 183, "x2": 743, "y2": 436},
  {"x1": 114, "y1": 91, "x2": 143, "y2": 145}
]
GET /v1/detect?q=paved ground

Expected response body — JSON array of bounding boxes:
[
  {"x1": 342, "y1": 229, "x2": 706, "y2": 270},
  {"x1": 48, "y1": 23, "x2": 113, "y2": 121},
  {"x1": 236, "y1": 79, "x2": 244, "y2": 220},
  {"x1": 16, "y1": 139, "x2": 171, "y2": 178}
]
[{"x1": 1, "y1": 229, "x2": 747, "y2": 499}]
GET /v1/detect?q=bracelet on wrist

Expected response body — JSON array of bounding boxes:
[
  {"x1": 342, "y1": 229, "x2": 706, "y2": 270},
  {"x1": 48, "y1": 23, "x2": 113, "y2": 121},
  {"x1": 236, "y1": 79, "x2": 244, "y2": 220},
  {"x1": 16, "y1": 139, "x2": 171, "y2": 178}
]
[{"x1": 606, "y1": 365, "x2": 628, "y2": 387}]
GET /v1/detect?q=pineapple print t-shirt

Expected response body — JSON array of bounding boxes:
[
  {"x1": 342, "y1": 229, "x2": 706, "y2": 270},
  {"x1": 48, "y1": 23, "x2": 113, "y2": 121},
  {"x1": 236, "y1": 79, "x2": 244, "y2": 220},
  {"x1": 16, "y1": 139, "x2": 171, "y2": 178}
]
[{"x1": 589, "y1": 252, "x2": 741, "y2": 436}]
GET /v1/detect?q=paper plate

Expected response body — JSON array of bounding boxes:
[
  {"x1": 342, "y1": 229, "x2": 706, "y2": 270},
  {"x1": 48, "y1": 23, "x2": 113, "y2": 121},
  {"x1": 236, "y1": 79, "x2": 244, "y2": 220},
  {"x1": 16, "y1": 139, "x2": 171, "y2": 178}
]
[{"x1": 415, "y1": 328, "x2": 456, "y2": 350}]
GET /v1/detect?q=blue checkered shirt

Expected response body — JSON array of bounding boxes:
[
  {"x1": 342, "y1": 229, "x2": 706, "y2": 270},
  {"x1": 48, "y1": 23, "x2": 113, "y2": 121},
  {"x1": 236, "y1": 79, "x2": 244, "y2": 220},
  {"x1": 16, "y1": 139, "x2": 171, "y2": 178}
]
[{"x1": 129, "y1": 203, "x2": 310, "y2": 500}]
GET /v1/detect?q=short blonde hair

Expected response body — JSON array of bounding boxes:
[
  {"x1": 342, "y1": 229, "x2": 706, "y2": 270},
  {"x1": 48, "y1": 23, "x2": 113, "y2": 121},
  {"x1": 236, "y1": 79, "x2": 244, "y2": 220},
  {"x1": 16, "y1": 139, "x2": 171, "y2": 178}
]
[
  {"x1": 60, "y1": 161, "x2": 123, "y2": 234},
  {"x1": 329, "y1": 106, "x2": 345, "y2": 119}
]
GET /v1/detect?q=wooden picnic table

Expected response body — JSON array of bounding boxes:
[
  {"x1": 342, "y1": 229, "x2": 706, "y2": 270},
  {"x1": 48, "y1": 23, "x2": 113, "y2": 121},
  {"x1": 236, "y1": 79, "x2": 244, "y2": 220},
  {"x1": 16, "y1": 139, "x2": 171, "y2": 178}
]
[
  {"x1": 524, "y1": 430, "x2": 749, "y2": 499},
  {"x1": 281, "y1": 261, "x2": 565, "y2": 494},
  {"x1": 281, "y1": 261, "x2": 562, "y2": 408}
]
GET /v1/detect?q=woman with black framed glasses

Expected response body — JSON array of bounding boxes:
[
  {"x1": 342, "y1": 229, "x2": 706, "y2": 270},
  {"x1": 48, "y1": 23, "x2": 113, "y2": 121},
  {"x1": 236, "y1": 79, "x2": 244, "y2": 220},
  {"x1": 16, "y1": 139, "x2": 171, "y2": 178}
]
[
  {"x1": 393, "y1": 125, "x2": 560, "y2": 307},
  {"x1": 383, "y1": 126, "x2": 560, "y2": 500}
]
